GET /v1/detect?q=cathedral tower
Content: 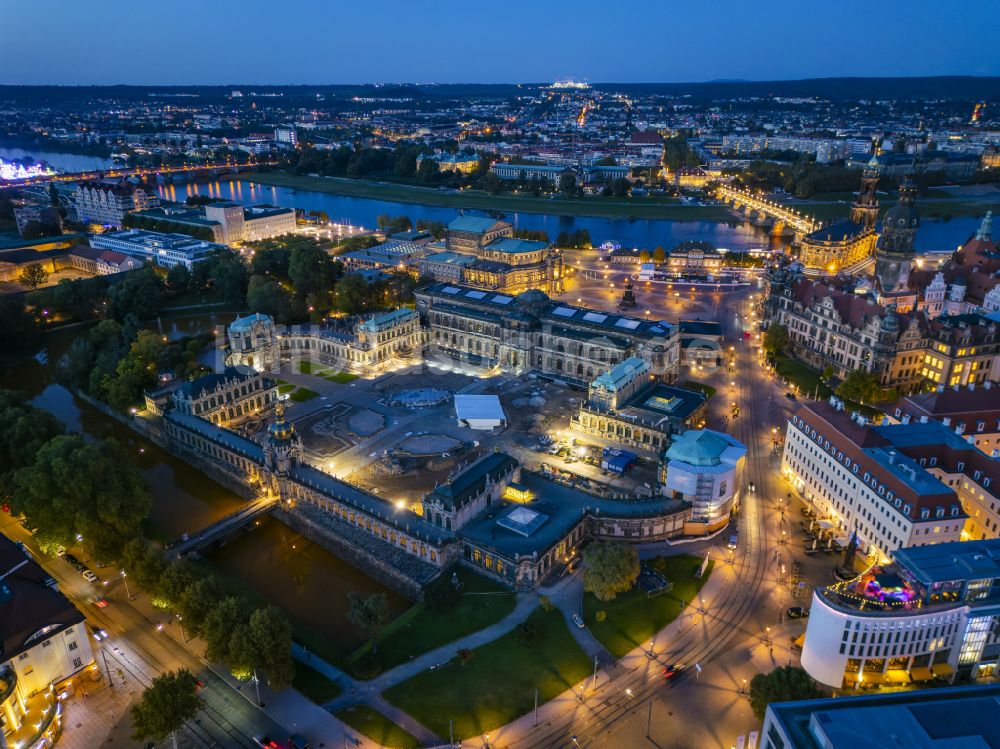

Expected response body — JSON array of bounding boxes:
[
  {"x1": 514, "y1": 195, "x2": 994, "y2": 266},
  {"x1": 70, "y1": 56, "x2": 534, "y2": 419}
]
[
  {"x1": 874, "y1": 176, "x2": 920, "y2": 293},
  {"x1": 850, "y1": 155, "x2": 881, "y2": 231}
]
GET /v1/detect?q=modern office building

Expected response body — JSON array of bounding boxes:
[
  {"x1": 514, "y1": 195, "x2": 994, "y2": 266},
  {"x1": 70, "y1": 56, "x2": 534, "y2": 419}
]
[
  {"x1": 801, "y1": 538, "x2": 1000, "y2": 689},
  {"x1": 89, "y1": 229, "x2": 224, "y2": 268},
  {"x1": 131, "y1": 202, "x2": 296, "y2": 245},
  {"x1": 761, "y1": 683, "x2": 1000, "y2": 749}
]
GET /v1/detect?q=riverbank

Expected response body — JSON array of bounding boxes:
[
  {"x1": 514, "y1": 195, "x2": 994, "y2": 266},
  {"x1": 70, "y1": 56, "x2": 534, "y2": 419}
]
[{"x1": 240, "y1": 170, "x2": 735, "y2": 222}]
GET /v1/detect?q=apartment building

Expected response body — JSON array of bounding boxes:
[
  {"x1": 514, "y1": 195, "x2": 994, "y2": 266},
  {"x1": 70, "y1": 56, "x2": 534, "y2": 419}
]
[
  {"x1": 73, "y1": 181, "x2": 159, "y2": 226},
  {"x1": 89, "y1": 229, "x2": 225, "y2": 269}
]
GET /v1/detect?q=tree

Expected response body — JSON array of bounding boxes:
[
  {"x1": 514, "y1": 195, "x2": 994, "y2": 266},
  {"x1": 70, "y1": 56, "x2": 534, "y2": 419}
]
[
  {"x1": 130, "y1": 669, "x2": 202, "y2": 743},
  {"x1": 288, "y1": 242, "x2": 337, "y2": 301},
  {"x1": 583, "y1": 541, "x2": 640, "y2": 602},
  {"x1": 559, "y1": 172, "x2": 577, "y2": 197},
  {"x1": 762, "y1": 323, "x2": 789, "y2": 357},
  {"x1": 0, "y1": 390, "x2": 63, "y2": 496},
  {"x1": 165, "y1": 264, "x2": 191, "y2": 296},
  {"x1": 107, "y1": 268, "x2": 165, "y2": 321},
  {"x1": 347, "y1": 592, "x2": 389, "y2": 653},
  {"x1": 835, "y1": 369, "x2": 884, "y2": 404},
  {"x1": 639, "y1": 249, "x2": 651, "y2": 263},
  {"x1": 12, "y1": 435, "x2": 151, "y2": 561},
  {"x1": 203, "y1": 596, "x2": 247, "y2": 664},
  {"x1": 821, "y1": 365, "x2": 835, "y2": 381},
  {"x1": 652, "y1": 246, "x2": 666, "y2": 264},
  {"x1": 748, "y1": 666, "x2": 822, "y2": 720},
  {"x1": 246, "y1": 276, "x2": 293, "y2": 322},
  {"x1": 209, "y1": 254, "x2": 250, "y2": 307},
  {"x1": 248, "y1": 607, "x2": 294, "y2": 690},
  {"x1": 18, "y1": 264, "x2": 49, "y2": 290}
]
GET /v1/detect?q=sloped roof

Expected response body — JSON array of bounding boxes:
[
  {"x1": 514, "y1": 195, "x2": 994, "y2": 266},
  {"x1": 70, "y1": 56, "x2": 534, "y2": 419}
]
[{"x1": 448, "y1": 216, "x2": 507, "y2": 234}]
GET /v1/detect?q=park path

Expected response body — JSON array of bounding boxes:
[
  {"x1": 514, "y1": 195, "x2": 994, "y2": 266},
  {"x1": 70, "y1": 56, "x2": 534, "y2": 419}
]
[{"x1": 321, "y1": 589, "x2": 542, "y2": 711}]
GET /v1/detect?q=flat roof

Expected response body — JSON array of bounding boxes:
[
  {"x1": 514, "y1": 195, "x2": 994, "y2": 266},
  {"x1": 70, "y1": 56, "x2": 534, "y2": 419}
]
[
  {"x1": 459, "y1": 471, "x2": 687, "y2": 558},
  {"x1": 454, "y1": 394, "x2": 505, "y2": 423},
  {"x1": 894, "y1": 538, "x2": 1000, "y2": 586},
  {"x1": 767, "y1": 683, "x2": 1000, "y2": 749}
]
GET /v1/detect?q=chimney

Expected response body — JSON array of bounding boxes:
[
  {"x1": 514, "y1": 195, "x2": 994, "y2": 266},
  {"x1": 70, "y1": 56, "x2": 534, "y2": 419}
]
[
  {"x1": 902, "y1": 414, "x2": 911, "y2": 425},
  {"x1": 888, "y1": 450, "x2": 896, "y2": 465}
]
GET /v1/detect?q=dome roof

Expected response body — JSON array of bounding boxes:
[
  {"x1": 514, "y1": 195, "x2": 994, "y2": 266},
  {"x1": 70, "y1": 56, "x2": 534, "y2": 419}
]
[
  {"x1": 267, "y1": 402, "x2": 296, "y2": 443},
  {"x1": 516, "y1": 288, "x2": 550, "y2": 308},
  {"x1": 883, "y1": 202, "x2": 920, "y2": 230}
]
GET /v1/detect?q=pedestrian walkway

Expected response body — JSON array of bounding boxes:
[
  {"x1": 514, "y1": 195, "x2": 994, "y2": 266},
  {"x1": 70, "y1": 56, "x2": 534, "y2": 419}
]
[{"x1": 324, "y1": 589, "x2": 542, "y2": 711}]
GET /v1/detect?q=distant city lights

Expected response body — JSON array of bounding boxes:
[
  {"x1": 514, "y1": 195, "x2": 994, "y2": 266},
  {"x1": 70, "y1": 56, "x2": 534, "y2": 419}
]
[{"x1": 0, "y1": 158, "x2": 57, "y2": 181}]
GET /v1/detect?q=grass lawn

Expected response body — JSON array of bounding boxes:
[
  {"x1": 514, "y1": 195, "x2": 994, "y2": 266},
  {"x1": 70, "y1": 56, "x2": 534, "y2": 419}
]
[
  {"x1": 298, "y1": 360, "x2": 316, "y2": 375},
  {"x1": 288, "y1": 386, "x2": 320, "y2": 402},
  {"x1": 324, "y1": 370, "x2": 359, "y2": 384},
  {"x1": 242, "y1": 171, "x2": 733, "y2": 222},
  {"x1": 292, "y1": 660, "x2": 341, "y2": 703},
  {"x1": 277, "y1": 383, "x2": 296, "y2": 395},
  {"x1": 383, "y1": 606, "x2": 591, "y2": 739},
  {"x1": 188, "y1": 559, "x2": 347, "y2": 667},
  {"x1": 335, "y1": 705, "x2": 419, "y2": 749},
  {"x1": 348, "y1": 569, "x2": 516, "y2": 674},
  {"x1": 773, "y1": 356, "x2": 830, "y2": 400},
  {"x1": 583, "y1": 555, "x2": 714, "y2": 658},
  {"x1": 680, "y1": 380, "x2": 717, "y2": 398}
]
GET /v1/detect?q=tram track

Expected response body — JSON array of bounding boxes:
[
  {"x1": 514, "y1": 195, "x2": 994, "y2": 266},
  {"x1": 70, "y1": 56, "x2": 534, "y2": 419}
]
[{"x1": 524, "y1": 291, "x2": 776, "y2": 748}]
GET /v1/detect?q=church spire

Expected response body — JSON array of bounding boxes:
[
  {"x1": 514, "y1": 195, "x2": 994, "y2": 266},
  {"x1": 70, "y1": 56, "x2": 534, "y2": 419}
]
[{"x1": 977, "y1": 210, "x2": 993, "y2": 241}]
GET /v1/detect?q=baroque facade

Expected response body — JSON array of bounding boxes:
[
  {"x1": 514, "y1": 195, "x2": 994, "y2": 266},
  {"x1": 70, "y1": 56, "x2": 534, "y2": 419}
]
[{"x1": 415, "y1": 283, "x2": 679, "y2": 385}]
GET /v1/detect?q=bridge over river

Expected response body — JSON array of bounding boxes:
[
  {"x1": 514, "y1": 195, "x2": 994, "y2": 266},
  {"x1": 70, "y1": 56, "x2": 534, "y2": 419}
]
[{"x1": 715, "y1": 184, "x2": 821, "y2": 241}]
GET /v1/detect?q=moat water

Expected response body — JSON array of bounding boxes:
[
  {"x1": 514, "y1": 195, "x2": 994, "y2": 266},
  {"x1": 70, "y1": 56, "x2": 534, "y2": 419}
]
[{"x1": 1, "y1": 314, "x2": 409, "y2": 651}]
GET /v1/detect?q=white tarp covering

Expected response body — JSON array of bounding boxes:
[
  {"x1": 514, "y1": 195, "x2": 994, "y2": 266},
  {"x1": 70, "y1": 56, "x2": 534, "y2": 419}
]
[{"x1": 454, "y1": 394, "x2": 506, "y2": 430}]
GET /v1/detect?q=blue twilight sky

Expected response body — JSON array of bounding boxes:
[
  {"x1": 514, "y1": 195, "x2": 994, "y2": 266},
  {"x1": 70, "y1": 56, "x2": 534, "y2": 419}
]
[{"x1": 3, "y1": 0, "x2": 999, "y2": 85}]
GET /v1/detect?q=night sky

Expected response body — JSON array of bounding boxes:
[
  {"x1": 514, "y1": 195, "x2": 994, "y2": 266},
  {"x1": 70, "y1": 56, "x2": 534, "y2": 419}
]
[{"x1": 4, "y1": 0, "x2": 999, "y2": 85}]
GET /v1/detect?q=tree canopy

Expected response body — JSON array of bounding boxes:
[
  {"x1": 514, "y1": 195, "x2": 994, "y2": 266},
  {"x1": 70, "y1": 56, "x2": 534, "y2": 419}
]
[
  {"x1": 130, "y1": 669, "x2": 202, "y2": 742},
  {"x1": 748, "y1": 666, "x2": 823, "y2": 720},
  {"x1": 348, "y1": 592, "x2": 390, "y2": 653},
  {"x1": 762, "y1": 322, "x2": 789, "y2": 357},
  {"x1": 13, "y1": 434, "x2": 150, "y2": 560},
  {"x1": 583, "y1": 541, "x2": 640, "y2": 602}
]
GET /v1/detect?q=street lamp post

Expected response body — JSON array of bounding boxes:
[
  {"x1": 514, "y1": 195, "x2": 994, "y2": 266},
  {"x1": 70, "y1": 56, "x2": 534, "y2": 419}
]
[{"x1": 121, "y1": 570, "x2": 132, "y2": 600}]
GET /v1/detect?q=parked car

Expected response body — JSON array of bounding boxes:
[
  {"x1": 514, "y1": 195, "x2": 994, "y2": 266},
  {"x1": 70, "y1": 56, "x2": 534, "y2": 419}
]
[
  {"x1": 82, "y1": 570, "x2": 98, "y2": 583},
  {"x1": 572, "y1": 613, "x2": 585, "y2": 629},
  {"x1": 785, "y1": 392, "x2": 797, "y2": 401},
  {"x1": 786, "y1": 606, "x2": 809, "y2": 619}
]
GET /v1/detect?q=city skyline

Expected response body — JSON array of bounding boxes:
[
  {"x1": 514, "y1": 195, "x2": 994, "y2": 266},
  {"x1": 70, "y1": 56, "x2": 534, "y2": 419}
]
[{"x1": 5, "y1": 0, "x2": 1000, "y2": 85}]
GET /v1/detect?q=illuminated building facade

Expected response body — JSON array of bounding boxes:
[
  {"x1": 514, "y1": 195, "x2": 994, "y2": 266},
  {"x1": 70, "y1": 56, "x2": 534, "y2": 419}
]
[
  {"x1": 0, "y1": 535, "x2": 94, "y2": 743},
  {"x1": 801, "y1": 539, "x2": 1000, "y2": 689},
  {"x1": 416, "y1": 283, "x2": 679, "y2": 385},
  {"x1": 798, "y1": 157, "x2": 880, "y2": 274},
  {"x1": 781, "y1": 401, "x2": 965, "y2": 563},
  {"x1": 172, "y1": 367, "x2": 278, "y2": 428}
]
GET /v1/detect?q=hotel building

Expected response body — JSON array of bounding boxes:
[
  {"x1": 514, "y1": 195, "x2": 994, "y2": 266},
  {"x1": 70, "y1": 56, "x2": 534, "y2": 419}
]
[
  {"x1": 781, "y1": 400, "x2": 965, "y2": 562},
  {"x1": 801, "y1": 539, "x2": 1000, "y2": 689}
]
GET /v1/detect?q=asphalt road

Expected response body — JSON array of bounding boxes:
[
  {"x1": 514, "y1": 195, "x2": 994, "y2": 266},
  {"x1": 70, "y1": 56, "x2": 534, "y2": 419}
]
[
  {"x1": 0, "y1": 514, "x2": 288, "y2": 748},
  {"x1": 485, "y1": 281, "x2": 795, "y2": 749}
]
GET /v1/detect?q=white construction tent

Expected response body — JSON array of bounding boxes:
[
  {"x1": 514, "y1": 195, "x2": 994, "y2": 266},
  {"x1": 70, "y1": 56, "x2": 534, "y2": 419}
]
[{"x1": 454, "y1": 394, "x2": 506, "y2": 431}]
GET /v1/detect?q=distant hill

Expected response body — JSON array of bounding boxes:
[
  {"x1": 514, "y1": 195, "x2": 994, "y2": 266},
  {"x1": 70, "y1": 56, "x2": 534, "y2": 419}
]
[{"x1": 0, "y1": 77, "x2": 997, "y2": 103}]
